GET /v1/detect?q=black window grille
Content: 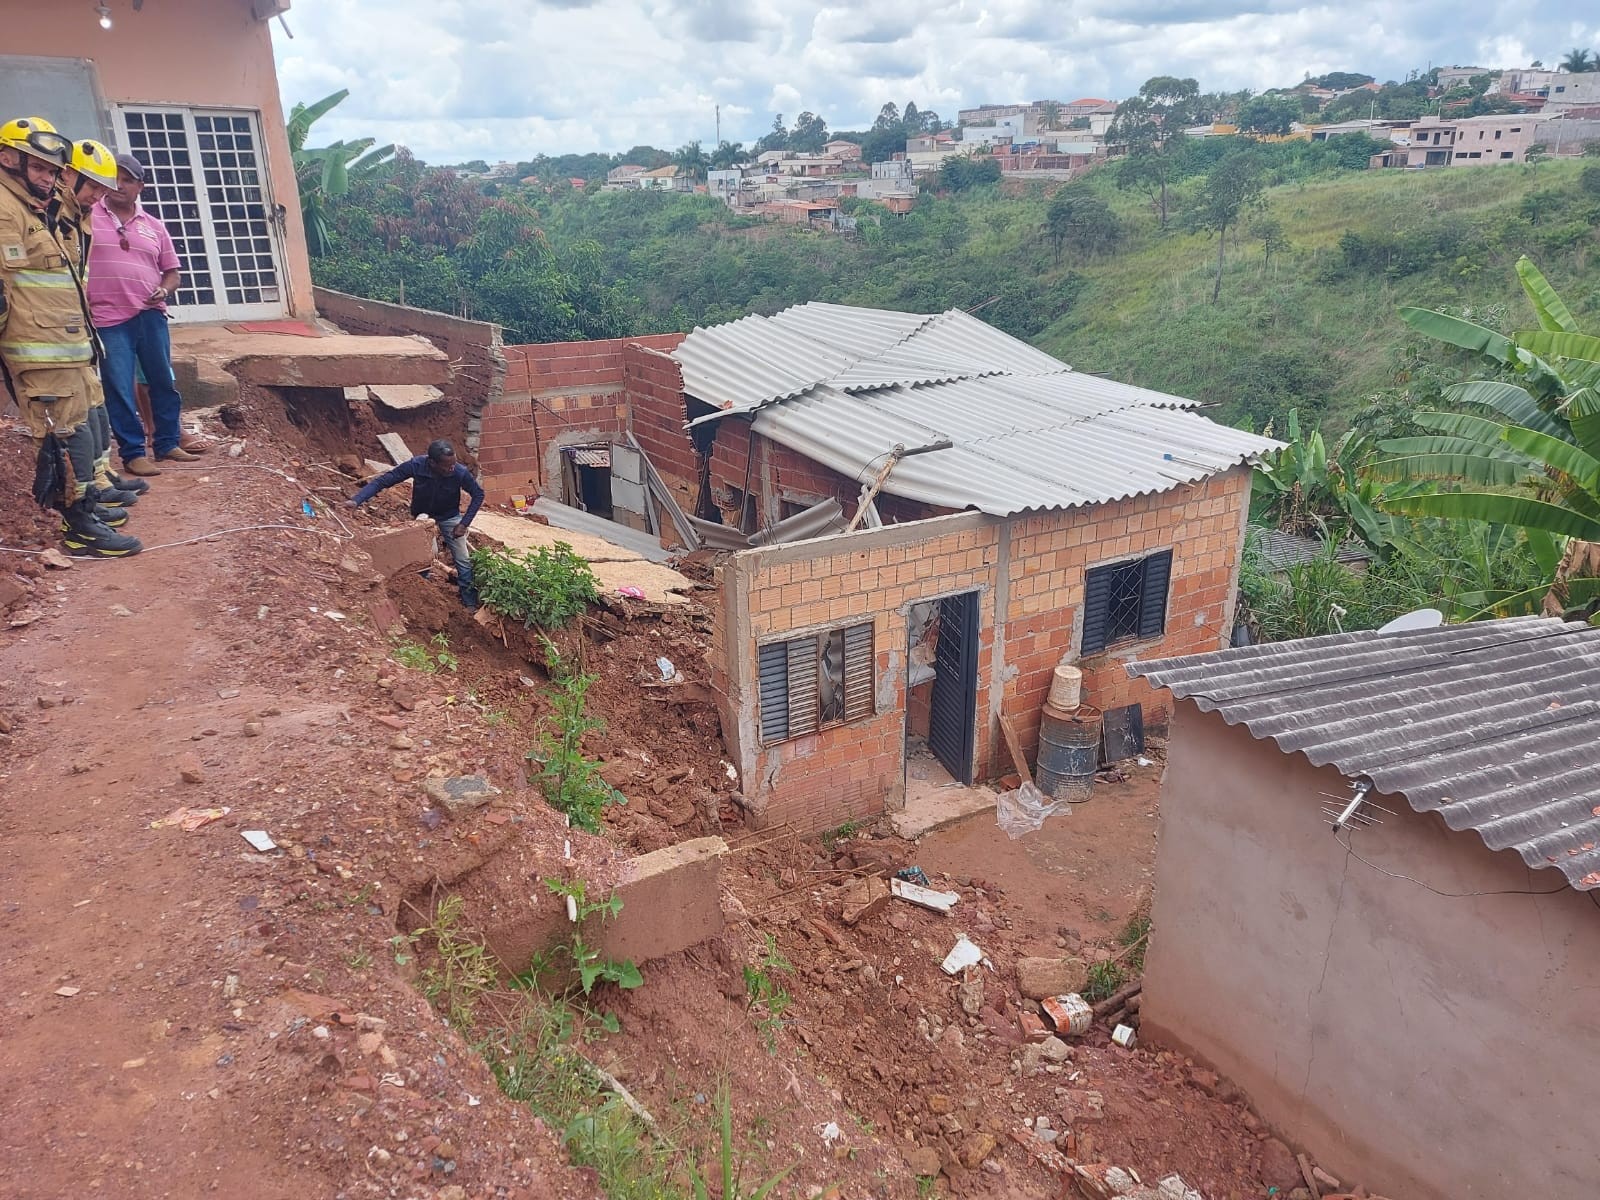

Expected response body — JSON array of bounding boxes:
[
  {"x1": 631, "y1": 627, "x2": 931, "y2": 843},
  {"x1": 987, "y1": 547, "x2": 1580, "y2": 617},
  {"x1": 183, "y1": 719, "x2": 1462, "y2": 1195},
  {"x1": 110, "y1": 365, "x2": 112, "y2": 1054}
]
[
  {"x1": 1081, "y1": 550, "x2": 1173, "y2": 655},
  {"x1": 758, "y1": 622, "x2": 874, "y2": 743}
]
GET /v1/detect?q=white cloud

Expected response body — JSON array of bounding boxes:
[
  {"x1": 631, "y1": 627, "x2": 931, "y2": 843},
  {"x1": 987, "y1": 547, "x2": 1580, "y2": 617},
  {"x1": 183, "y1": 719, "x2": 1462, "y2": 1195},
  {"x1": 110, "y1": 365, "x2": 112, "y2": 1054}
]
[{"x1": 273, "y1": 0, "x2": 1596, "y2": 160}]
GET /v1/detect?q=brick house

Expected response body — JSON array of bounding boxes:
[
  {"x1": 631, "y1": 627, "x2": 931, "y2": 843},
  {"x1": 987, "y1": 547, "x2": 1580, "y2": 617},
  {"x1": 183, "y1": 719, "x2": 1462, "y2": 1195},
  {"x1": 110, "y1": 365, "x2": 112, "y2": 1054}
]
[{"x1": 474, "y1": 304, "x2": 1276, "y2": 833}]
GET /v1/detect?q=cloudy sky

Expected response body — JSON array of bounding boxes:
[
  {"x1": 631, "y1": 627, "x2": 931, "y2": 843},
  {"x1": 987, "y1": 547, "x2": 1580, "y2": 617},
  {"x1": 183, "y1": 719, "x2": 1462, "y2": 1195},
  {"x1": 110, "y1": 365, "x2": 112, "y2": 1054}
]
[{"x1": 272, "y1": 2, "x2": 1599, "y2": 162}]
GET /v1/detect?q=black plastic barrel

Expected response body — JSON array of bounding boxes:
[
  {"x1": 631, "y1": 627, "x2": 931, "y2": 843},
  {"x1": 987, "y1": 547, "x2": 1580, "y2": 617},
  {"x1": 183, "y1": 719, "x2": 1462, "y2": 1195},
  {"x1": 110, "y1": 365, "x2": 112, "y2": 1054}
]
[{"x1": 1035, "y1": 703, "x2": 1101, "y2": 801}]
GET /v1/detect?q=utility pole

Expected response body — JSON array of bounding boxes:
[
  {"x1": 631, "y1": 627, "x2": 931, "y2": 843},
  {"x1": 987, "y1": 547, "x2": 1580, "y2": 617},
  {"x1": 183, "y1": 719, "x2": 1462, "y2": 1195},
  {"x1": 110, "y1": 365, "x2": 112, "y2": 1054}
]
[{"x1": 716, "y1": 104, "x2": 721, "y2": 148}]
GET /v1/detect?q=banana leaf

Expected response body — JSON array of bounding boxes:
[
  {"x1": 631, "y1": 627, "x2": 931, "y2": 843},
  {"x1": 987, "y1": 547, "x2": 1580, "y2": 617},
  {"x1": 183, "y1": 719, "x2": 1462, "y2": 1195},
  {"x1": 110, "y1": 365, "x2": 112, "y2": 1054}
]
[
  {"x1": 1384, "y1": 492, "x2": 1600, "y2": 541},
  {"x1": 1564, "y1": 387, "x2": 1600, "y2": 461},
  {"x1": 1514, "y1": 330, "x2": 1600, "y2": 365},
  {"x1": 1411, "y1": 410, "x2": 1514, "y2": 442},
  {"x1": 1442, "y1": 380, "x2": 1568, "y2": 440},
  {"x1": 1515, "y1": 255, "x2": 1579, "y2": 334},
  {"x1": 1398, "y1": 306, "x2": 1514, "y2": 360},
  {"x1": 1369, "y1": 447, "x2": 1530, "y2": 486},
  {"x1": 1498, "y1": 425, "x2": 1600, "y2": 488}
]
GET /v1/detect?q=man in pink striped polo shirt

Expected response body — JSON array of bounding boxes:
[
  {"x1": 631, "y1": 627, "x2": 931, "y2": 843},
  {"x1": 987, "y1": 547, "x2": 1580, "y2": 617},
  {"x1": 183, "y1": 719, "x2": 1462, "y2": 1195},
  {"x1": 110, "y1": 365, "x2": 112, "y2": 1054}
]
[{"x1": 87, "y1": 153, "x2": 198, "y2": 477}]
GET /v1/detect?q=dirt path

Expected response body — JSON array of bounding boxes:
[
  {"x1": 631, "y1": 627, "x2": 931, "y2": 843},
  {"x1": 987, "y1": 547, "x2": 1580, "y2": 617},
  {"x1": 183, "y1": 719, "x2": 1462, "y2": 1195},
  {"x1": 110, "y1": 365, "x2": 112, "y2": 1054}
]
[{"x1": 0, "y1": 463, "x2": 590, "y2": 1200}]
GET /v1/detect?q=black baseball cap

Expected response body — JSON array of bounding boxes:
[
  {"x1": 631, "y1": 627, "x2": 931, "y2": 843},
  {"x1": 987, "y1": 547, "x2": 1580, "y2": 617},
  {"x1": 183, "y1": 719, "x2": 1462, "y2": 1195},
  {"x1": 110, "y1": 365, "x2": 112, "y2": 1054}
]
[{"x1": 114, "y1": 152, "x2": 145, "y2": 181}]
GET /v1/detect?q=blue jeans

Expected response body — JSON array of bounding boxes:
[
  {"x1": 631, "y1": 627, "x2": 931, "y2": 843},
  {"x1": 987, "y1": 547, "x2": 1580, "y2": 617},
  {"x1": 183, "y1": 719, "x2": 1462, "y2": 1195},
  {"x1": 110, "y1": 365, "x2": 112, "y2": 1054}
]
[
  {"x1": 437, "y1": 516, "x2": 476, "y2": 596},
  {"x1": 98, "y1": 308, "x2": 183, "y2": 462}
]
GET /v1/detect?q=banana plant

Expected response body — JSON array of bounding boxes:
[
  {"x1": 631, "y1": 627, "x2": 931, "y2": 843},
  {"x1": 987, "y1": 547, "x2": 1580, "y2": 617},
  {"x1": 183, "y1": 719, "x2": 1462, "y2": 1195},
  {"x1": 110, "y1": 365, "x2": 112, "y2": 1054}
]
[
  {"x1": 289, "y1": 89, "x2": 395, "y2": 256},
  {"x1": 1250, "y1": 408, "x2": 1405, "y2": 553},
  {"x1": 1375, "y1": 256, "x2": 1600, "y2": 617}
]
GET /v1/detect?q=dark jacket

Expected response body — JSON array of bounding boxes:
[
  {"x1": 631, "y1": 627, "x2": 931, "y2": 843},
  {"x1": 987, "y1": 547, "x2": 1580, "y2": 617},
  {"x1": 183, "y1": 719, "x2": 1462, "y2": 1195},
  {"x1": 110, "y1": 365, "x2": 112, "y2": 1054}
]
[{"x1": 353, "y1": 456, "x2": 484, "y2": 524}]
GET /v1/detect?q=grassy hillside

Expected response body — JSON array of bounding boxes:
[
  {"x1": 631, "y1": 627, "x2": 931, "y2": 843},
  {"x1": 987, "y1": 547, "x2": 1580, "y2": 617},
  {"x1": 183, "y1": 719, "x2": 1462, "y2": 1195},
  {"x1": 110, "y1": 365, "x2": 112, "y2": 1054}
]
[
  {"x1": 316, "y1": 151, "x2": 1598, "y2": 433},
  {"x1": 1041, "y1": 160, "x2": 1597, "y2": 432}
]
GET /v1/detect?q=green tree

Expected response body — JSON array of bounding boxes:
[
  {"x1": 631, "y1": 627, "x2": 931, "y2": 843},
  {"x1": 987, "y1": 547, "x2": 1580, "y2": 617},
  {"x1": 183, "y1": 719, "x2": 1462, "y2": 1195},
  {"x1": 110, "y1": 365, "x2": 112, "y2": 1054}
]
[
  {"x1": 1560, "y1": 48, "x2": 1596, "y2": 73},
  {"x1": 288, "y1": 89, "x2": 395, "y2": 256},
  {"x1": 1235, "y1": 94, "x2": 1301, "y2": 136},
  {"x1": 756, "y1": 115, "x2": 788, "y2": 153},
  {"x1": 1039, "y1": 100, "x2": 1062, "y2": 132},
  {"x1": 1375, "y1": 257, "x2": 1600, "y2": 617},
  {"x1": 1044, "y1": 188, "x2": 1121, "y2": 264},
  {"x1": 1191, "y1": 149, "x2": 1265, "y2": 302},
  {"x1": 673, "y1": 140, "x2": 710, "y2": 181},
  {"x1": 790, "y1": 112, "x2": 828, "y2": 154},
  {"x1": 1251, "y1": 214, "x2": 1289, "y2": 272}
]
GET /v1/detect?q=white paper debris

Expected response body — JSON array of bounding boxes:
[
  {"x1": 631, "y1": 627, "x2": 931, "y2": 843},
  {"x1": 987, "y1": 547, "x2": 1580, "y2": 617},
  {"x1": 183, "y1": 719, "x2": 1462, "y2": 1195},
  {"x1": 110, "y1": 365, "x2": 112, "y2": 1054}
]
[
  {"x1": 241, "y1": 830, "x2": 277, "y2": 852},
  {"x1": 892, "y1": 877, "x2": 960, "y2": 912},
  {"x1": 941, "y1": 935, "x2": 984, "y2": 975}
]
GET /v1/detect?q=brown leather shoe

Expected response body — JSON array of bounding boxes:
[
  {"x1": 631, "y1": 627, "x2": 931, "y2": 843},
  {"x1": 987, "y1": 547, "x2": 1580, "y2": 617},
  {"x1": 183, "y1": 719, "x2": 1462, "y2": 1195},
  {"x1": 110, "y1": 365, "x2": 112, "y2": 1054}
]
[
  {"x1": 179, "y1": 434, "x2": 210, "y2": 454},
  {"x1": 122, "y1": 457, "x2": 162, "y2": 477},
  {"x1": 159, "y1": 447, "x2": 200, "y2": 462}
]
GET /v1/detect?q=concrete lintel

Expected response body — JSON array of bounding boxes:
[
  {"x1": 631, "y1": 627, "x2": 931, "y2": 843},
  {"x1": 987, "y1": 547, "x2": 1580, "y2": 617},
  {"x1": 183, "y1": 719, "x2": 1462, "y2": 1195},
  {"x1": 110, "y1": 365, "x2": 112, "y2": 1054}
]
[
  {"x1": 596, "y1": 836, "x2": 728, "y2": 964},
  {"x1": 358, "y1": 524, "x2": 437, "y2": 578},
  {"x1": 729, "y1": 508, "x2": 999, "y2": 570}
]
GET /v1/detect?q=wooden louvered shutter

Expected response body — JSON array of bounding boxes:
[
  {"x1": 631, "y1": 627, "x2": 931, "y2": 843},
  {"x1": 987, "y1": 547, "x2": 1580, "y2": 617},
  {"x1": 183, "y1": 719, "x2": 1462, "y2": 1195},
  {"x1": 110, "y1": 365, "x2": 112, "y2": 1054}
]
[
  {"x1": 1139, "y1": 549, "x2": 1173, "y2": 640},
  {"x1": 1081, "y1": 565, "x2": 1114, "y2": 654},
  {"x1": 842, "y1": 622, "x2": 875, "y2": 720}
]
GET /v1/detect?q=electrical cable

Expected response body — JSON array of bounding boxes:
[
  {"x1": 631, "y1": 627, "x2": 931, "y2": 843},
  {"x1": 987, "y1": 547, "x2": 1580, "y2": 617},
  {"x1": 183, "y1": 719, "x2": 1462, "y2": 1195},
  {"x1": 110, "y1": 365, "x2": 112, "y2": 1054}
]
[{"x1": 1336, "y1": 826, "x2": 1569, "y2": 898}]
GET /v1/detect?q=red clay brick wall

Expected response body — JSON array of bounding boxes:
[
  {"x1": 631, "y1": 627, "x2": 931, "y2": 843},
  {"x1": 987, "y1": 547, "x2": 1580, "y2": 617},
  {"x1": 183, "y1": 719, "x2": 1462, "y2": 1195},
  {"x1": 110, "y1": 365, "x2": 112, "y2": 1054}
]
[
  {"x1": 479, "y1": 333, "x2": 686, "y2": 502},
  {"x1": 999, "y1": 467, "x2": 1251, "y2": 766},
  {"x1": 728, "y1": 517, "x2": 1001, "y2": 832},
  {"x1": 622, "y1": 339, "x2": 694, "y2": 507},
  {"x1": 715, "y1": 466, "x2": 1251, "y2": 831}
]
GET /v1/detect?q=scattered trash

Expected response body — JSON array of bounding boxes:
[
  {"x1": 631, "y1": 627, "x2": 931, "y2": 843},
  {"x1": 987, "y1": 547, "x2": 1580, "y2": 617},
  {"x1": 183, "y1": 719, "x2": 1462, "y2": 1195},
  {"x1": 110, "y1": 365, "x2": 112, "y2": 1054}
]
[
  {"x1": 151, "y1": 805, "x2": 232, "y2": 831},
  {"x1": 241, "y1": 830, "x2": 277, "y2": 852},
  {"x1": 54, "y1": 986, "x2": 80, "y2": 997},
  {"x1": 301, "y1": 499, "x2": 316, "y2": 517},
  {"x1": 1137, "y1": 756, "x2": 1154, "y2": 768},
  {"x1": 1111, "y1": 1023, "x2": 1138, "y2": 1049},
  {"x1": 941, "y1": 935, "x2": 984, "y2": 975},
  {"x1": 1041, "y1": 993, "x2": 1094, "y2": 1037},
  {"x1": 1158, "y1": 1174, "x2": 1203, "y2": 1200},
  {"x1": 228, "y1": 441, "x2": 245, "y2": 458},
  {"x1": 616, "y1": 585, "x2": 645, "y2": 599},
  {"x1": 722, "y1": 760, "x2": 738, "y2": 784},
  {"x1": 467, "y1": 1093, "x2": 481, "y2": 1107},
  {"x1": 895, "y1": 866, "x2": 930, "y2": 887},
  {"x1": 655, "y1": 656, "x2": 677, "y2": 681},
  {"x1": 891, "y1": 877, "x2": 959, "y2": 913},
  {"x1": 817, "y1": 1121, "x2": 841, "y2": 1144},
  {"x1": 510, "y1": 494, "x2": 528, "y2": 511},
  {"x1": 324, "y1": 611, "x2": 346, "y2": 622},
  {"x1": 996, "y1": 781, "x2": 1070, "y2": 840}
]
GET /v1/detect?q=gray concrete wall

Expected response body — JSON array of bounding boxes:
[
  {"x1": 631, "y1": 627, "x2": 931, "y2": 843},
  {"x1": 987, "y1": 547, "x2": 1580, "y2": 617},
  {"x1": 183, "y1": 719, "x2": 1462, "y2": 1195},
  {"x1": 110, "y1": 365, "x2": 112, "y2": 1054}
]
[{"x1": 1143, "y1": 704, "x2": 1600, "y2": 1199}]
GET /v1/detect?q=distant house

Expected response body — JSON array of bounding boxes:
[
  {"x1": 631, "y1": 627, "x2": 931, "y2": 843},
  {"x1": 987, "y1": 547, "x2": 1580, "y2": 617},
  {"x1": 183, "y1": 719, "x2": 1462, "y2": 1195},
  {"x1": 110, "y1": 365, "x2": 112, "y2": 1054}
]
[
  {"x1": 1436, "y1": 65, "x2": 1487, "y2": 88},
  {"x1": 1131, "y1": 617, "x2": 1600, "y2": 1200},
  {"x1": 638, "y1": 164, "x2": 692, "y2": 192},
  {"x1": 1247, "y1": 527, "x2": 1371, "y2": 575},
  {"x1": 823, "y1": 140, "x2": 863, "y2": 160},
  {"x1": 606, "y1": 164, "x2": 647, "y2": 187}
]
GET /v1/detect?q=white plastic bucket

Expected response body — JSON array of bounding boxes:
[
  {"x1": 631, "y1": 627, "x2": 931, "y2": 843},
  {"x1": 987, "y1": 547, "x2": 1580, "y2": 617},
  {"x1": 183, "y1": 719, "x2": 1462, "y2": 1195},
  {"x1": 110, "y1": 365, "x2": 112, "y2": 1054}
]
[{"x1": 1047, "y1": 662, "x2": 1083, "y2": 710}]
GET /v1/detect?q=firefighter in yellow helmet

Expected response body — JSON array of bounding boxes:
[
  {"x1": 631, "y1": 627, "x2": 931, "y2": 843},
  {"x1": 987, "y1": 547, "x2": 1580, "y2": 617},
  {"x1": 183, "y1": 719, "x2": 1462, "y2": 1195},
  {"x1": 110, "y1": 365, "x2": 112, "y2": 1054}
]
[
  {"x1": 55, "y1": 137, "x2": 148, "y2": 514},
  {"x1": 0, "y1": 117, "x2": 140, "y2": 556}
]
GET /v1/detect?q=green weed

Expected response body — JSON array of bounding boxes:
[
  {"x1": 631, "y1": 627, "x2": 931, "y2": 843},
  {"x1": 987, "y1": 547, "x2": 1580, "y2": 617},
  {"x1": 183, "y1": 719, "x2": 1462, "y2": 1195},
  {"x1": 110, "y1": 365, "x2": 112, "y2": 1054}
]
[
  {"x1": 472, "y1": 541, "x2": 599, "y2": 629},
  {"x1": 393, "y1": 894, "x2": 498, "y2": 1029},
  {"x1": 1118, "y1": 913, "x2": 1151, "y2": 974},
  {"x1": 741, "y1": 934, "x2": 794, "y2": 1053},
  {"x1": 528, "y1": 637, "x2": 624, "y2": 833},
  {"x1": 393, "y1": 632, "x2": 458, "y2": 674},
  {"x1": 1082, "y1": 960, "x2": 1127, "y2": 1003},
  {"x1": 686, "y1": 1084, "x2": 794, "y2": 1200},
  {"x1": 514, "y1": 878, "x2": 642, "y2": 1038}
]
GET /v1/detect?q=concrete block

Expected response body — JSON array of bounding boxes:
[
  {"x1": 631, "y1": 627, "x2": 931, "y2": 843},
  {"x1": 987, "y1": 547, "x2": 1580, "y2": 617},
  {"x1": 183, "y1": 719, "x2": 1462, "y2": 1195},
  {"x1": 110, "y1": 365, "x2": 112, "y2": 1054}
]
[
  {"x1": 359, "y1": 524, "x2": 436, "y2": 578},
  {"x1": 596, "y1": 836, "x2": 728, "y2": 964}
]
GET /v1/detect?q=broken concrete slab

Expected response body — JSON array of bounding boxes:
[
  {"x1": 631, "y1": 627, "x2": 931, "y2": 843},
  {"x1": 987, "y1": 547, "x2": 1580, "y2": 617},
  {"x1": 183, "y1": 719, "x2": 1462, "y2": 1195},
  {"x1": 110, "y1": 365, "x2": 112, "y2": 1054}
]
[
  {"x1": 370, "y1": 383, "x2": 445, "y2": 411},
  {"x1": 473, "y1": 511, "x2": 694, "y2": 605},
  {"x1": 889, "y1": 782, "x2": 998, "y2": 840},
  {"x1": 597, "y1": 836, "x2": 728, "y2": 965},
  {"x1": 358, "y1": 525, "x2": 437, "y2": 578},
  {"x1": 377, "y1": 432, "x2": 413, "y2": 465}
]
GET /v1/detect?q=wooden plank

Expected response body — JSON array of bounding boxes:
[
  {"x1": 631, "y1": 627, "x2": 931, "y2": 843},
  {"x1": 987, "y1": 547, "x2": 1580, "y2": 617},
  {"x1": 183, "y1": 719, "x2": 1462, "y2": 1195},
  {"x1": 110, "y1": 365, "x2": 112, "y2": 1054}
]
[
  {"x1": 999, "y1": 713, "x2": 1032, "y2": 787},
  {"x1": 1296, "y1": 1153, "x2": 1322, "y2": 1200},
  {"x1": 377, "y1": 432, "x2": 412, "y2": 465}
]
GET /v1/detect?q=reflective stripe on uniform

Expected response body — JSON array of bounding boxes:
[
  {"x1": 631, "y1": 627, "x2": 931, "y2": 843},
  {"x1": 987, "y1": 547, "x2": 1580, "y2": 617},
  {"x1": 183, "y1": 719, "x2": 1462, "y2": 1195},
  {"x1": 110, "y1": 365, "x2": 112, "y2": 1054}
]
[
  {"x1": 0, "y1": 339, "x2": 93, "y2": 363},
  {"x1": 10, "y1": 269, "x2": 77, "y2": 289}
]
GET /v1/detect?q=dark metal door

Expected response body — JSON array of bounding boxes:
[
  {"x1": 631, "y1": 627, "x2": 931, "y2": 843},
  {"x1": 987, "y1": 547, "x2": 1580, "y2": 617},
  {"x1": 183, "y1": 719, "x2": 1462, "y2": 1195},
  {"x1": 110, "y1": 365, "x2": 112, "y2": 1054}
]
[{"x1": 928, "y1": 591, "x2": 979, "y2": 784}]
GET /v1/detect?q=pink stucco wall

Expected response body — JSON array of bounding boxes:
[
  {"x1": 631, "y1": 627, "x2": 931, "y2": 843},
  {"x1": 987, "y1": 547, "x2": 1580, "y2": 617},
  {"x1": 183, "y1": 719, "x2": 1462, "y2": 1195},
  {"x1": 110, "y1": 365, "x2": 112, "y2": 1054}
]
[
  {"x1": 15, "y1": 0, "x2": 313, "y2": 318},
  {"x1": 1142, "y1": 704, "x2": 1600, "y2": 1199}
]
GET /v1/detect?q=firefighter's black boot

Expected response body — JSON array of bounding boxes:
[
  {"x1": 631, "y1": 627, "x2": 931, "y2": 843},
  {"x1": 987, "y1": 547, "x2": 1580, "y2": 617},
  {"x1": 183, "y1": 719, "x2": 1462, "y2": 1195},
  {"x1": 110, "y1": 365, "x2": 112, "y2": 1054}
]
[
  {"x1": 106, "y1": 469, "x2": 150, "y2": 495},
  {"x1": 61, "y1": 501, "x2": 142, "y2": 558},
  {"x1": 89, "y1": 482, "x2": 140, "y2": 508}
]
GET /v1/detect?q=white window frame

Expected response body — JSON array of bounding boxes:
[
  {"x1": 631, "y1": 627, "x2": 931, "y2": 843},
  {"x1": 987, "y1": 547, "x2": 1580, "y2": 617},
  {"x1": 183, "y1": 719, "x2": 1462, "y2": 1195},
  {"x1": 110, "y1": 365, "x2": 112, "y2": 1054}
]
[{"x1": 111, "y1": 104, "x2": 288, "y2": 323}]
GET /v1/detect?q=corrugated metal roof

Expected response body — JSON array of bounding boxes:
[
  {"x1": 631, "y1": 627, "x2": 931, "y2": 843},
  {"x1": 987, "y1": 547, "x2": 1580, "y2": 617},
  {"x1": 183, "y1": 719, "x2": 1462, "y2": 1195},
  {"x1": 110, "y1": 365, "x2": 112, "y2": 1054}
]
[
  {"x1": 1250, "y1": 527, "x2": 1373, "y2": 569},
  {"x1": 1129, "y1": 617, "x2": 1600, "y2": 890},
  {"x1": 671, "y1": 300, "x2": 1278, "y2": 515}
]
